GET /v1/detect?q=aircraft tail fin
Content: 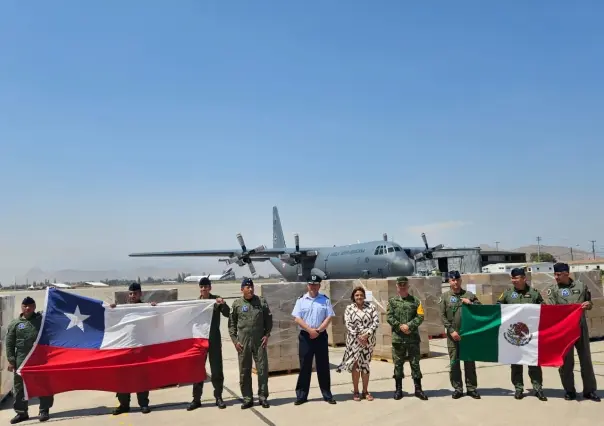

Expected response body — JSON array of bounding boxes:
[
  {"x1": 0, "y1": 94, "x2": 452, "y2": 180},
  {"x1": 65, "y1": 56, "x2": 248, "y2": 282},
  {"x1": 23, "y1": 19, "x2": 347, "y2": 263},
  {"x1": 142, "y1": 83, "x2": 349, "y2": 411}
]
[{"x1": 272, "y1": 206, "x2": 286, "y2": 248}]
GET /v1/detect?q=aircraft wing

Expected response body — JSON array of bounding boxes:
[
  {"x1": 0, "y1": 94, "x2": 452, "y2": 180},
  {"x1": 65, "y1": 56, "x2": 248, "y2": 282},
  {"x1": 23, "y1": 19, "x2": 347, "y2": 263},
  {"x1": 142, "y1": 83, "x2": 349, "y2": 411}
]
[
  {"x1": 129, "y1": 248, "x2": 291, "y2": 258},
  {"x1": 129, "y1": 247, "x2": 320, "y2": 259}
]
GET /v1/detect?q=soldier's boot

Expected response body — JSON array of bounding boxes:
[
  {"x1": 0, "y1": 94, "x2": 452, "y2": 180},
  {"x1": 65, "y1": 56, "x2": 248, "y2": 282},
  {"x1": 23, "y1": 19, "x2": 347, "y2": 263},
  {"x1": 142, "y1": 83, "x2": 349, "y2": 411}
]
[
  {"x1": 112, "y1": 406, "x2": 130, "y2": 415},
  {"x1": 514, "y1": 389, "x2": 524, "y2": 400},
  {"x1": 140, "y1": 407, "x2": 151, "y2": 414},
  {"x1": 564, "y1": 391, "x2": 577, "y2": 401},
  {"x1": 39, "y1": 410, "x2": 50, "y2": 422},
  {"x1": 393, "y1": 378, "x2": 403, "y2": 400},
  {"x1": 583, "y1": 392, "x2": 601, "y2": 402},
  {"x1": 187, "y1": 400, "x2": 202, "y2": 411},
  {"x1": 413, "y1": 379, "x2": 428, "y2": 400},
  {"x1": 467, "y1": 390, "x2": 481, "y2": 399},
  {"x1": 534, "y1": 390, "x2": 547, "y2": 401},
  {"x1": 241, "y1": 400, "x2": 254, "y2": 410},
  {"x1": 215, "y1": 396, "x2": 226, "y2": 409},
  {"x1": 10, "y1": 413, "x2": 29, "y2": 424},
  {"x1": 452, "y1": 389, "x2": 464, "y2": 399}
]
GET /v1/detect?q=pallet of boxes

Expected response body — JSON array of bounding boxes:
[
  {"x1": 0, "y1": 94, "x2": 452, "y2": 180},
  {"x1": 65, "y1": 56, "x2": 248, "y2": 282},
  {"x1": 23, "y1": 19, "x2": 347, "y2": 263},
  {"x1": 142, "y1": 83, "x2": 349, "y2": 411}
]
[
  {"x1": 361, "y1": 277, "x2": 442, "y2": 362},
  {"x1": 256, "y1": 282, "x2": 315, "y2": 374},
  {"x1": 256, "y1": 280, "x2": 359, "y2": 374},
  {"x1": 0, "y1": 295, "x2": 16, "y2": 402},
  {"x1": 460, "y1": 271, "x2": 604, "y2": 340}
]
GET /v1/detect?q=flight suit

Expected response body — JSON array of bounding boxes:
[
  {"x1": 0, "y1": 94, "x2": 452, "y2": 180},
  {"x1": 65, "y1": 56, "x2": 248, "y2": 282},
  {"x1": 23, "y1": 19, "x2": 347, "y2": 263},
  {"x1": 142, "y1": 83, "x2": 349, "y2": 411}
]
[
  {"x1": 228, "y1": 295, "x2": 273, "y2": 404},
  {"x1": 497, "y1": 286, "x2": 544, "y2": 393},
  {"x1": 439, "y1": 289, "x2": 480, "y2": 394},
  {"x1": 387, "y1": 294, "x2": 428, "y2": 400},
  {"x1": 546, "y1": 279, "x2": 598, "y2": 396},
  {"x1": 5, "y1": 312, "x2": 54, "y2": 416},
  {"x1": 115, "y1": 299, "x2": 150, "y2": 411},
  {"x1": 192, "y1": 294, "x2": 230, "y2": 402}
]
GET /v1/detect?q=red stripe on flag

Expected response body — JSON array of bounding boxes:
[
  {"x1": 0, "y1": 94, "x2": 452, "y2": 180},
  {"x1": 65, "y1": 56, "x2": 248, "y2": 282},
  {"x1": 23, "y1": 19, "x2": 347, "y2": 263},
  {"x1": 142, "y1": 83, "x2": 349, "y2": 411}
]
[
  {"x1": 20, "y1": 338, "x2": 209, "y2": 398},
  {"x1": 537, "y1": 304, "x2": 583, "y2": 367}
]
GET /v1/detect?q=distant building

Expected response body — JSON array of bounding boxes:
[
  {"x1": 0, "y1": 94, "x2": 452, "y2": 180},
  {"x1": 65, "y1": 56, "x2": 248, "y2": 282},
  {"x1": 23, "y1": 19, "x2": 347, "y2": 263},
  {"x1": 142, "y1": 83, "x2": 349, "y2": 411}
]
[
  {"x1": 568, "y1": 259, "x2": 604, "y2": 273},
  {"x1": 480, "y1": 250, "x2": 527, "y2": 266},
  {"x1": 482, "y1": 262, "x2": 553, "y2": 274}
]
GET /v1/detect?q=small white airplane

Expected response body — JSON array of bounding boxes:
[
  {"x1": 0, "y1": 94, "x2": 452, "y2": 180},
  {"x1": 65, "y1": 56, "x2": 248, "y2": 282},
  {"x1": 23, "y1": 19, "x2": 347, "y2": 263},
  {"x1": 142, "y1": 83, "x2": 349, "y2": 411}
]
[
  {"x1": 184, "y1": 267, "x2": 235, "y2": 283},
  {"x1": 84, "y1": 281, "x2": 110, "y2": 287}
]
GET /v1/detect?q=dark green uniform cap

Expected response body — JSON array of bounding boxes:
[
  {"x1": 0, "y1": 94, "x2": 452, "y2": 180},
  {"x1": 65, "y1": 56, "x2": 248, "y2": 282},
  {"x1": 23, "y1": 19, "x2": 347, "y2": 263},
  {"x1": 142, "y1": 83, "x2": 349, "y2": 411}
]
[{"x1": 396, "y1": 276, "x2": 408, "y2": 285}]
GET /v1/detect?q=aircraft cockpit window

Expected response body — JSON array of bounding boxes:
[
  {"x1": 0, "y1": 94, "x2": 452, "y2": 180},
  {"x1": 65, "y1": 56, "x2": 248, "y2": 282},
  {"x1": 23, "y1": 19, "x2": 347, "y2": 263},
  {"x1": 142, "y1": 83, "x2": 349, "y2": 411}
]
[
  {"x1": 393, "y1": 246, "x2": 401, "y2": 251},
  {"x1": 387, "y1": 247, "x2": 394, "y2": 253}
]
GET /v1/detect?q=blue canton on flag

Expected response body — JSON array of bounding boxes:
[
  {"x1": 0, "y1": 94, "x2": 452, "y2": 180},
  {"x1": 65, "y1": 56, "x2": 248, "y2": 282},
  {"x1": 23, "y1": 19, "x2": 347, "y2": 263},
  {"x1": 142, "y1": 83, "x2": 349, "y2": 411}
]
[{"x1": 38, "y1": 288, "x2": 106, "y2": 349}]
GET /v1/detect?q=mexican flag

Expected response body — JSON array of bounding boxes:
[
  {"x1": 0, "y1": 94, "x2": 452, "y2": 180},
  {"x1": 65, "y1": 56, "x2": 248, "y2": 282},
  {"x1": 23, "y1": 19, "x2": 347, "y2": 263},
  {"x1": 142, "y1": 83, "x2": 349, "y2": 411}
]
[{"x1": 458, "y1": 304, "x2": 583, "y2": 366}]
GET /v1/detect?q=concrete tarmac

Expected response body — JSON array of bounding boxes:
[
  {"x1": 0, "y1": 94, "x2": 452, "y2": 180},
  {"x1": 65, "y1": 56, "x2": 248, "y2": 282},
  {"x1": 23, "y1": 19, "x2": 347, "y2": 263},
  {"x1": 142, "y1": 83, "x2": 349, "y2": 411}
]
[{"x1": 1, "y1": 283, "x2": 603, "y2": 425}]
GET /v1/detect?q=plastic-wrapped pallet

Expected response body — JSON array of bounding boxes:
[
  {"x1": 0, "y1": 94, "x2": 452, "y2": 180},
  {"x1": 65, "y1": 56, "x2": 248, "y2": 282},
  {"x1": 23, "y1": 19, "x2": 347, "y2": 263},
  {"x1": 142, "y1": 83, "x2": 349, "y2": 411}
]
[
  {"x1": 0, "y1": 295, "x2": 16, "y2": 401},
  {"x1": 257, "y1": 282, "x2": 315, "y2": 373},
  {"x1": 114, "y1": 288, "x2": 178, "y2": 305},
  {"x1": 321, "y1": 279, "x2": 357, "y2": 346},
  {"x1": 460, "y1": 273, "x2": 511, "y2": 304}
]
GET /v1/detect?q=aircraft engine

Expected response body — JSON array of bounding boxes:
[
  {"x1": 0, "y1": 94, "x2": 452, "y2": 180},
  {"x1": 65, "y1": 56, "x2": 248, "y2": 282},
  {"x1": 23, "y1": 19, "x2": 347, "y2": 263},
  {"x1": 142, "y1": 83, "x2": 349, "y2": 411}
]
[{"x1": 223, "y1": 233, "x2": 265, "y2": 276}]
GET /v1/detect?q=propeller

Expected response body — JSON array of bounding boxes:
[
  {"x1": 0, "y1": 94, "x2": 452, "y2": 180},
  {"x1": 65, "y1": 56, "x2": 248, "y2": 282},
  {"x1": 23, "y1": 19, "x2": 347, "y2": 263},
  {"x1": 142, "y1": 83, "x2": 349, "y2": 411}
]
[
  {"x1": 278, "y1": 233, "x2": 304, "y2": 276},
  {"x1": 414, "y1": 232, "x2": 444, "y2": 260},
  {"x1": 223, "y1": 233, "x2": 265, "y2": 276}
]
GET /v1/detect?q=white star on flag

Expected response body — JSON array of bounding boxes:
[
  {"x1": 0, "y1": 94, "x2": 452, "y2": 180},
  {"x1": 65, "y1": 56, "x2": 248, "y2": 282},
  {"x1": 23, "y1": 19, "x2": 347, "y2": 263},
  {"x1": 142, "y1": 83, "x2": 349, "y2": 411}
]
[{"x1": 64, "y1": 305, "x2": 90, "y2": 332}]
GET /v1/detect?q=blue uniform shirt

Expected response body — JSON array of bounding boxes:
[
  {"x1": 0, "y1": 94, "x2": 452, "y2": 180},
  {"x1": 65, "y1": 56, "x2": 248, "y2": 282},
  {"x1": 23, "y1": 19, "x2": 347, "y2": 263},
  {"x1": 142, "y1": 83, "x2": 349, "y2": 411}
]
[{"x1": 291, "y1": 293, "x2": 335, "y2": 329}]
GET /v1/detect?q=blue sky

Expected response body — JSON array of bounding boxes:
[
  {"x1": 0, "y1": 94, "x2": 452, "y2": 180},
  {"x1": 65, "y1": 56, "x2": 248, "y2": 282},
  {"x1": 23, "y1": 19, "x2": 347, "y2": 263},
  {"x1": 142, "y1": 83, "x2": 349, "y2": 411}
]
[{"x1": 1, "y1": 1, "x2": 603, "y2": 282}]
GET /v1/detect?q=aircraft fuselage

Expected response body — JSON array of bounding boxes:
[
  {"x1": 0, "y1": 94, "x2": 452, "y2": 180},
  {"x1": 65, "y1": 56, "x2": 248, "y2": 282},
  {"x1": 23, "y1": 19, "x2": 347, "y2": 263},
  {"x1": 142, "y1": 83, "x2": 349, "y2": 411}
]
[{"x1": 268, "y1": 240, "x2": 419, "y2": 282}]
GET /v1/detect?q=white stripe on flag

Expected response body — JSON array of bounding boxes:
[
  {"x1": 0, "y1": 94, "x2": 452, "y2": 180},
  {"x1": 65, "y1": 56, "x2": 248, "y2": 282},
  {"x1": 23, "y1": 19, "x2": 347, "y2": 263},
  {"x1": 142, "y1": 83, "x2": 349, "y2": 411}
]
[{"x1": 497, "y1": 304, "x2": 540, "y2": 365}]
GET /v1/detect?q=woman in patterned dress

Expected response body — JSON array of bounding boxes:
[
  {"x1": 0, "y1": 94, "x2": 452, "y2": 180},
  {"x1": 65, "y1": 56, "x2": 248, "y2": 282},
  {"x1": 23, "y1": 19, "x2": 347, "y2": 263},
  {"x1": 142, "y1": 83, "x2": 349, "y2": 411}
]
[{"x1": 336, "y1": 286, "x2": 380, "y2": 401}]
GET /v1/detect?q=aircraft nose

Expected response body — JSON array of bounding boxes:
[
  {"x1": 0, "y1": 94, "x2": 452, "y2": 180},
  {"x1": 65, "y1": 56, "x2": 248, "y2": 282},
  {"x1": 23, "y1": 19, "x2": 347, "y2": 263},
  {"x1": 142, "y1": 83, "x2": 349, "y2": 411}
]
[{"x1": 390, "y1": 258, "x2": 415, "y2": 277}]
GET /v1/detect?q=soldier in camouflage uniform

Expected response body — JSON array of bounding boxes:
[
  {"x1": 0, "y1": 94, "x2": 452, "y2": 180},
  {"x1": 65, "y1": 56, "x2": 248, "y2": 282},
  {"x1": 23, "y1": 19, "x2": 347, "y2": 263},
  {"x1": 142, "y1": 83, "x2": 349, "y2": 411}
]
[
  {"x1": 386, "y1": 276, "x2": 428, "y2": 400},
  {"x1": 546, "y1": 262, "x2": 600, "y2": 402},
  {"x1": 228, "y1": 278, "x2": 273, "y2": 409},
  {"x1": 439, "y1": 270, "x2": 481, "y2": 399},
  {"x1": 496, "y1": 267, "x2": 547, "y2": 401},
  {"x1": 187, "y1": 277, "x2": 230, "y2": 410},
  {"x1": 5, "y1": 297, "x2": 54, "y2": 424}
]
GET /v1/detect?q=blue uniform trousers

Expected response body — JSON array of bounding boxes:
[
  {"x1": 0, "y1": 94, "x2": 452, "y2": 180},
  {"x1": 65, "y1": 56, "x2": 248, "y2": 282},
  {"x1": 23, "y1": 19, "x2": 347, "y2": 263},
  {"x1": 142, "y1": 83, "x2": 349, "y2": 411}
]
[{"x1": 295, "y1": 330, "x2": 333, "y2": 401}]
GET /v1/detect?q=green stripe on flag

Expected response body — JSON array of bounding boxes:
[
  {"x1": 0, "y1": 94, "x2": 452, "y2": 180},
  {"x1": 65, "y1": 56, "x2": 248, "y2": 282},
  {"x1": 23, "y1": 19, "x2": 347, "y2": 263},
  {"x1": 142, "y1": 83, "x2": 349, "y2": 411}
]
[{"x1": 459, "y1": 304, "x2": 501, "y2": 362}]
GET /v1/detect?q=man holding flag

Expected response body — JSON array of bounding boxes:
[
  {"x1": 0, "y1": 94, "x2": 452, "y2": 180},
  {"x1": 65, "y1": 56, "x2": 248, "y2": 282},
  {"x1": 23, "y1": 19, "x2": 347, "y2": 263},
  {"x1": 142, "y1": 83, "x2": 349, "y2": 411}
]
[
  {"x1": 546, "y1": 262, "x2": 600, "y2": 402},
  {"x1": 496, "y1": 268, "x2": 547, "y2": 401},
  {"x1": 439, "y1": 271, "x2": 481, "y2": 400},
  {"x1": 6, "y1": 297, "x2": 54, "y2": 424}
]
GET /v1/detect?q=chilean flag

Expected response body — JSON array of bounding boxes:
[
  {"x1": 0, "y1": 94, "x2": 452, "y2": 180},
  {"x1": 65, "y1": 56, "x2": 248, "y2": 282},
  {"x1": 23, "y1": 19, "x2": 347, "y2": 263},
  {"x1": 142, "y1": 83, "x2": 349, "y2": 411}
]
[{"x1": 18, "y1": 288, "x2": 214, "y2": 399}]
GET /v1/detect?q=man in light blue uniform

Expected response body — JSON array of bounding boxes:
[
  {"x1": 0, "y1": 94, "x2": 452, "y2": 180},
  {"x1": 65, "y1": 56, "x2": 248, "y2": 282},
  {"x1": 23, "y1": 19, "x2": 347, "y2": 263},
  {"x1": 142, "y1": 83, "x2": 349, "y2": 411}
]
[{"x1": 291, "y1": 275, "x2": 336, "y2": 405}]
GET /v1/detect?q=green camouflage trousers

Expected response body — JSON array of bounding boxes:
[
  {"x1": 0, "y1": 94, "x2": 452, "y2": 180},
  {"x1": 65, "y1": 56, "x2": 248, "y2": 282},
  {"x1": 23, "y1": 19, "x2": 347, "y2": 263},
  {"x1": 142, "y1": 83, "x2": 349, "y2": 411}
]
[{"x1": 392, "y1": 341, "x2": 422, "y2": 380}]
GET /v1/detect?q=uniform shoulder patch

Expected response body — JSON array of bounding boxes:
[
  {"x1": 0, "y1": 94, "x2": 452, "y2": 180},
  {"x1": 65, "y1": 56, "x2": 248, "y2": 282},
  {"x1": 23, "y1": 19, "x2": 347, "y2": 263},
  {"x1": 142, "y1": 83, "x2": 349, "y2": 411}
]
[
  {"x1": 437, "y1": 296, "x2": 442, "y2": 304},
  {"x1": 546, "y1": 288, "x2": 552, "y2": 296}
]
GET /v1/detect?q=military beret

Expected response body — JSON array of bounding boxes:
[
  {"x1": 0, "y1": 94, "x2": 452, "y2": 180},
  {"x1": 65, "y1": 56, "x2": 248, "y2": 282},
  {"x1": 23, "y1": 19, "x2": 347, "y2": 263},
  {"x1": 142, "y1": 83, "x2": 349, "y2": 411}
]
[
  {"x1": 448, "y1": 270, "x2": 461, "y2": 279},
  {"x1": 396, "y1": 276, "x2": 408, "y2": 285},
  {"x1": 308, "y1": 275, "x2": 322, "y2": 284},
  {"x1": 128, "y1": 282, "x2": 142, "y2": 292},
  {"x1": 510, "y1": 267, "x2": 526, "y2": 277},
  {"x1": 199, "y1": 277, "x2": 211, "y2": 287},
  {"x1": 22, "y1": 296, "x2": 35, "y2": 305},
  {"x1": 241, "y1": 277, "x2": 254, "y2": 287},
  {"x1": 553, "y1": 263, "x2": 569, "y2": 273}
]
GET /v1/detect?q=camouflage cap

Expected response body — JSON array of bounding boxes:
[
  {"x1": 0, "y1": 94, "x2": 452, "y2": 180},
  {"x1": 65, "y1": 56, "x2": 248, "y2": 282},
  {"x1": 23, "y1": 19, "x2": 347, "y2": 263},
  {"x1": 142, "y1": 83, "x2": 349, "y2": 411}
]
[{"x1": 396, "y1": 276, "x2": 408, "y2": 285}]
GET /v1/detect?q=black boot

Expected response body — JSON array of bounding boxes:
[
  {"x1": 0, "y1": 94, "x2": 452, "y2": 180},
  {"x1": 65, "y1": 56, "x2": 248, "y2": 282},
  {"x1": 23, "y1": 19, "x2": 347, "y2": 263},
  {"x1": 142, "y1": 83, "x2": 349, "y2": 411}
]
[
  {"x1": 38, "y1": 410, "x2": 50, "y2": 422},
  {"x1": 10, "y1": 413, "x2": 29, "y2": 424},
  {"x1": 413, "y1": 378, "x2": 428, "y2": 400},
  {"x1": 393, "y1": 378, "x2": 403, "y2": 400},
  {"x1": 216, "y1": 396, "x2": 226, "y2": 409}
]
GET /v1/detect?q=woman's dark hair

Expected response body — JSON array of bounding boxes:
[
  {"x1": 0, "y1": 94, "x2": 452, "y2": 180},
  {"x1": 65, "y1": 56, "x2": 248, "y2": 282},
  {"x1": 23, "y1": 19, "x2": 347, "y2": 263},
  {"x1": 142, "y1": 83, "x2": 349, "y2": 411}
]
[{"x1": 350, "y1": 286, "x2": 366, "y2": 302}]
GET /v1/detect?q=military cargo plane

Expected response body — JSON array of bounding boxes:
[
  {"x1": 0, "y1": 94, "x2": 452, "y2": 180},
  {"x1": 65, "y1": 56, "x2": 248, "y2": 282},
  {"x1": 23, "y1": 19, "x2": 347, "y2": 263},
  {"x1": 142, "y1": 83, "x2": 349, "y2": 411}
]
[{"x1": 128, "y1": 206, "x2": 443, "y2": 282}]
